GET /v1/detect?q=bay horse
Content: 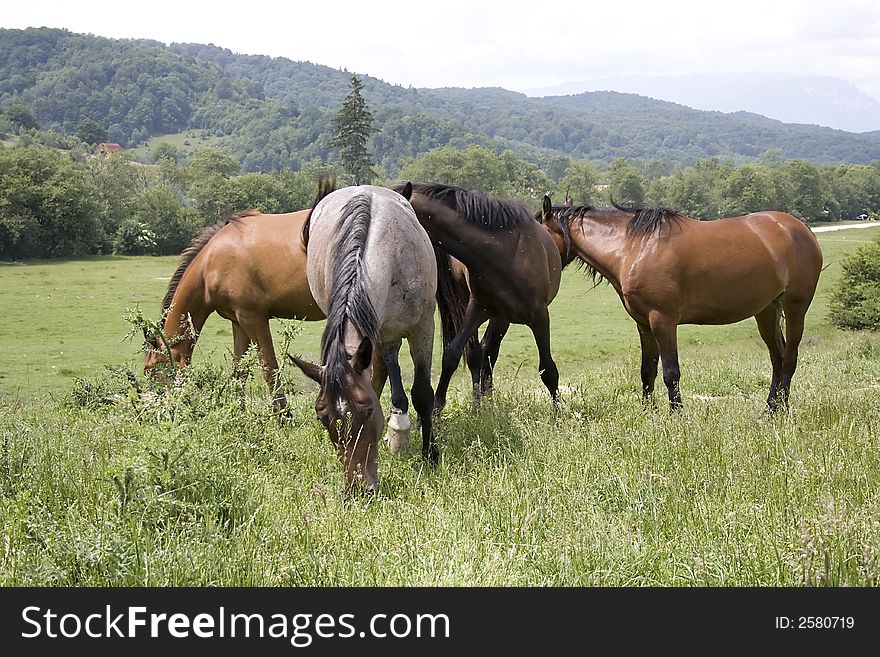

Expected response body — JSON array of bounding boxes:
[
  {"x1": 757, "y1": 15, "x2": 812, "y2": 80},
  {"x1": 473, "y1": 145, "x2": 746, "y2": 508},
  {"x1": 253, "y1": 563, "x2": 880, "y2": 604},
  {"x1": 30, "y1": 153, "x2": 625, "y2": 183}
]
[
  {"x1": 290, "y1": 183, "x2": 437, "y2": 492},
  {"x1": 394, "y1": 182, "x2": 563, "y2": 412},
  {"x1": 539, "y1": 197, "x2": 823, "y2": 411},
  {"x1": 143, "y1": 182, "x2": 333, "y2": 410}
]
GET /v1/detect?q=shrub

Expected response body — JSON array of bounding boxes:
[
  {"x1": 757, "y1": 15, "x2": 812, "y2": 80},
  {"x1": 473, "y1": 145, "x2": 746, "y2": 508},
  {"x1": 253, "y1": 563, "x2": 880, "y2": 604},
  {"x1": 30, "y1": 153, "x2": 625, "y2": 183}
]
[
  {"x1": 828, "y1": 233, "x2": 880, "y2": 330},
  {"x1": 134, "y1": 187, "x2": 201, "y2": 255},
  {"x1": 112, "y1": 218, "x2": 157, "y2": 255}
]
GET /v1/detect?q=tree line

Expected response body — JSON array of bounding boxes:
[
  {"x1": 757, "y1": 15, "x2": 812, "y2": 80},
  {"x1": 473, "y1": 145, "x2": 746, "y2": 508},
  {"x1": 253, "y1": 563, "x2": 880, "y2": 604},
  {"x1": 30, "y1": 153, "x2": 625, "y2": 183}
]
[
  {"x1": 2, "y1": 137, "x2": 878, "y2": 262},
  {"x1": 2, "y1": 73, "x2": 877, "y2": 261},
  {"x1": 0, "y1": 141, "x2": 340, "y2": 260}
]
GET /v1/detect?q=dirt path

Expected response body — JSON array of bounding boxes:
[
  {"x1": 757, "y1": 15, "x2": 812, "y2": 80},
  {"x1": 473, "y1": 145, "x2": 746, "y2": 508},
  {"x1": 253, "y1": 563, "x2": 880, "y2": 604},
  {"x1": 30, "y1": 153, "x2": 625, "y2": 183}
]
[{"x1": 811, "y1": 222, "x2": 880, "y2": 233}]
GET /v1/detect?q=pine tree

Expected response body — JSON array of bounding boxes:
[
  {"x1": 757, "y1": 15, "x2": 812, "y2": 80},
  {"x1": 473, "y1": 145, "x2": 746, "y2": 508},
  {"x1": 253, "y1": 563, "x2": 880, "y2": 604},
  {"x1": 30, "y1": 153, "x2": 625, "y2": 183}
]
[{"x1": 331, "y1": 75, "x2": 377, "y2": 185}]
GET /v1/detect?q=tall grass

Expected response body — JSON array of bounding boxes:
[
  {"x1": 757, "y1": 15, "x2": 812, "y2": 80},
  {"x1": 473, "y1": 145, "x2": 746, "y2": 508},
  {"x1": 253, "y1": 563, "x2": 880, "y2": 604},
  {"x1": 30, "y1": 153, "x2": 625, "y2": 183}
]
[
  {"x1": 1, "y1": 231, "x2": 878, "y2": 586},
  {"x1": 1, "y1": 334, "x2": 878, "y2": 586}
]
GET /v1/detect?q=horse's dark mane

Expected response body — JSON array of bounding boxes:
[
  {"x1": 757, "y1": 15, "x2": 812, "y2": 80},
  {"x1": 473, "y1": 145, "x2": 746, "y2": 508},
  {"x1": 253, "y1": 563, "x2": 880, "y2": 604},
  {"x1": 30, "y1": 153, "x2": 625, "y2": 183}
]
[
  {"x1": 612, "y1": 200, "x2": 682, "y2": 237},
  {"x1": 541, "y1": 201, "x2": 682, "y2": 281},
  {"x1": 539, "y1": 204, "x2": 605, "y2": 285},
  {"x1": 399, "y1": 182, "x2": 533, "y2": 230},
  {"x1": 161, "y1": 210, "x2": 257, "y2": 312},
  {"x1": 320, "y1": 192, "x2": 380, "y2": 396},
  {"x1": 397, "y1": 181, "x2": 495, "y2": 362}
]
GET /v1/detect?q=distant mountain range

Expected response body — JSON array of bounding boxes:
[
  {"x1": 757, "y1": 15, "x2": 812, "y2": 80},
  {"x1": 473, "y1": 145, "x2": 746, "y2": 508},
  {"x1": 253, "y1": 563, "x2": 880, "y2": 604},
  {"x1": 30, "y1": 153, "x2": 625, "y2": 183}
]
[
  {"x1": 524, "y1": 73, "x2": 880, "y2": 134},
  {"x1": 2, "y1": 28, "x2": 880, "y2": 174}
]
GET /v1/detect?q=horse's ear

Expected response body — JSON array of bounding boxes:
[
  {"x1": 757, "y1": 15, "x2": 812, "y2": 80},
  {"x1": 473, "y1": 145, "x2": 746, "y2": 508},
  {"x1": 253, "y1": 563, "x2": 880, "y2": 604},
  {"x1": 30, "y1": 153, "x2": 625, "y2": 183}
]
[
  {"x1": 542, "y1": 194, "x2": 553, "y2": 220},
  {"x1": 351, "y1": 337, "x2": 373, "y2": 374},
  {"x1": 288, "y1": 354, "x2": 323, "y2": 383},
  {"x1": 400, "y1": 181, "x2": 413, "y2": 201}
]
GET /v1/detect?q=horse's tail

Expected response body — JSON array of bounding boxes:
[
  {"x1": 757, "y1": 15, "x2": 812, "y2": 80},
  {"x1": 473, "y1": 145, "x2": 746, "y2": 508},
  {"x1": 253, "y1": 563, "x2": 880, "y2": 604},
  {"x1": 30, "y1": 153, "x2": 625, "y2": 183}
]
[
  {"x1": 301, "y1": 176, "x2": 337, "y2": 247},
  {"x1": 320, "y1": 192, "x2": 379, "y2": 393},
  {"x1": 434, "y1": 246, "x2": 476, "y2": 367}
]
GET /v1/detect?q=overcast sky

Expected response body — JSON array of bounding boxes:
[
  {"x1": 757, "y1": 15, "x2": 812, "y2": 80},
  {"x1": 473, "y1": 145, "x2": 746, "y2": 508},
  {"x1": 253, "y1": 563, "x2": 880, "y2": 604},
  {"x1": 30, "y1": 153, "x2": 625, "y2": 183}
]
[{"x1": 4, "y1": 0, "x2": 880, "y2": 101}]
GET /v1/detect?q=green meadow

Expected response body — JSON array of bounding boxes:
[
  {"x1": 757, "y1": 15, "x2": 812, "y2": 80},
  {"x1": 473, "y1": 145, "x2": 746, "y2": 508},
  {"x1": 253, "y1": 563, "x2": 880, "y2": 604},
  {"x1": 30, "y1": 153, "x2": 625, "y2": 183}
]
[
  {"x1": 0, "y1": 228, "x2": 878, "y2": 585},
  {"x1": 126, "y1": 130, "x2": 224, "y2": 162}
]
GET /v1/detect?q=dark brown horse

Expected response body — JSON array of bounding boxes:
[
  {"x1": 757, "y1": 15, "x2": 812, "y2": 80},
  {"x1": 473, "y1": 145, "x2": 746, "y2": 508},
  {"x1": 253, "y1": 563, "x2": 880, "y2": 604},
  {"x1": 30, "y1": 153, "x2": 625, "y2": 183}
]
[
  {"x1": 144, "y1": 184, "x2": 333, "y2": 410},
  {"x1": 394, "y1": 182, "x2": 563, "y2": 411},
  {"x1": 539, "y1": 198, "x2": 823, "y2": 410}
]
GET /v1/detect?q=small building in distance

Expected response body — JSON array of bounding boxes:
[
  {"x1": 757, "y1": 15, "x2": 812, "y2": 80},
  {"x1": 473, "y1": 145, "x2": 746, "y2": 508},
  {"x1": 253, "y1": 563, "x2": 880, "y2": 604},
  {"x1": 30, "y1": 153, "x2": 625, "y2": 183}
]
[{"x1": 95, "y1": 142, "x2": 123, "y2": 157}]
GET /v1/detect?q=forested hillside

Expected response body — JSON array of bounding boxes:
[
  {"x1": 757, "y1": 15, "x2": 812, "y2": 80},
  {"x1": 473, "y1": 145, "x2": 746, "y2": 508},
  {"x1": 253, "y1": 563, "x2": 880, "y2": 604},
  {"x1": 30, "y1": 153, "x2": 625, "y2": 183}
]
[{"x1": 3, "y1": 27, "x2": 880, "y2": 176}]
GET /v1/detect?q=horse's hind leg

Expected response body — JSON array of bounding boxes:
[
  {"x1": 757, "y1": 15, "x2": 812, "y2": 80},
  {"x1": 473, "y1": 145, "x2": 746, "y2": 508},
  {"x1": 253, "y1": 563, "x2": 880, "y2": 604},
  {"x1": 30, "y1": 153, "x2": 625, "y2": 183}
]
[
  {"x1": 754, "y1": 302, "x2": 786, "y2": 411},
  {"x1": 479, "y1": 318, "x2": 511, "y2": 399},
  {"x1": 778, "y1": 299, "x2": 810, "y2": 409},
  {"x1": 408, "y1": 316, "x2": 438, "y2": 464},
  {"x1": 636, "y1": 321, "x2": 659, "y2": 406},
  {"x1": 529, "y1": 307, "x2": 560, "y2": 406},
  {"x1": 381, "y1": 340, "x2": 412, "y2": 454}
]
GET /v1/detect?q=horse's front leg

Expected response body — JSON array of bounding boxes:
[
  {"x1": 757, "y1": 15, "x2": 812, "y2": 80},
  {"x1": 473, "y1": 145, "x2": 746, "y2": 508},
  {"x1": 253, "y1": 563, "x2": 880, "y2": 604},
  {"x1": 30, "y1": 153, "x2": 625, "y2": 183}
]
[
  {"x1": 238, "y1": 313, "x2": 287, "y2": 413},
  {"x1": 371, "y1": 347, "x2": 389, "y2": 396},
  {"x1": 381, "y1": 340, "x2": 411, "y2": 454},
  {"x1": 464, "y1": 334, "x2": 483, "y2": 409},
  {"x1": 231, "y1": 321, "x2": 253, "y2": 386},
  {"x1": 529, "y1": 307, "x2": 560, "y2": 407},
  {"x1": 479, "y1": 317, "x2": 511, "y2": 400},
  {"x1": 648, "y1": 313, "x2": 682, "y2": 411},
  {"x1": 636, "y1": 321, "x2": 659, "y2": 408}
]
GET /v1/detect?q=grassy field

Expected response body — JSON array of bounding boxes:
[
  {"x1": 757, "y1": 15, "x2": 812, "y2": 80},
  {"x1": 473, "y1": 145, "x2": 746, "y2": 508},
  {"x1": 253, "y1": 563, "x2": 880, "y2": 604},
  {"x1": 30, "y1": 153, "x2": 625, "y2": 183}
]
[
  {"x1": 1, "y1": 228, "x2": 879, "y2": 586},
  {"x1": 2, "y1": 228, "x2": 877, "y2": 399},
  {"x1": 127, "y1": 130, "x2": 224, "y2": 162}
]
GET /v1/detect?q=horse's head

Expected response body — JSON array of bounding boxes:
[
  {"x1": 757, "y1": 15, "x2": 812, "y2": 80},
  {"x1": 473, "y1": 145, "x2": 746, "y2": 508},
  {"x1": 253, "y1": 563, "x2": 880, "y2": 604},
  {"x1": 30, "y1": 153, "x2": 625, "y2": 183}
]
[
  {"x1": 539, "y1": 195, "x2": 575, "y2": 266},
  {"x1": 290, "y1": 337, "x2": 383, "y2": 493},
  {"x1": 142, "y1": 330, "x2": 171, "y2": 376},
  {"x1": 142, "y1": 329, "x2": 189, "y2": 382}
]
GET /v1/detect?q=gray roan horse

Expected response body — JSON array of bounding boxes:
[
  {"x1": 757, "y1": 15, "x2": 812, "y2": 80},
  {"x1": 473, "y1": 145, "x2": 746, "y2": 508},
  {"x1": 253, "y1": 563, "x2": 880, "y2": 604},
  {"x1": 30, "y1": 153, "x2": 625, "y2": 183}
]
[{"x1": 290, "y1": 183, "x2": 437, "y2": 491}]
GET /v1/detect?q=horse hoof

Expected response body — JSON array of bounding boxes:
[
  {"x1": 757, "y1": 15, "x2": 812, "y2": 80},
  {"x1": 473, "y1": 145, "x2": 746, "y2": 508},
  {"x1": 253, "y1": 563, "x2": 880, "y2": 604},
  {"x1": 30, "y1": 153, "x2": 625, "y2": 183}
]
[{"x1": 385, "y1": 411, "x2": 411, "y2": 454}]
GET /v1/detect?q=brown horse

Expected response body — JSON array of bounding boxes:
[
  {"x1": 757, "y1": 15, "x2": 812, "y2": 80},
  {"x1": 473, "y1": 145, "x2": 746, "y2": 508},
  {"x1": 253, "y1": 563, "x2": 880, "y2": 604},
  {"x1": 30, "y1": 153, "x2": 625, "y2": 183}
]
[
  {"x1": 394, "y1": 182, "x2": 563, "y2": 411},
  {"x1": 143, "y1": 186, "x2": 332, "y2": 410},
  {"x1": 539, "y1": 198, "x2": 823, "y2": 410}
]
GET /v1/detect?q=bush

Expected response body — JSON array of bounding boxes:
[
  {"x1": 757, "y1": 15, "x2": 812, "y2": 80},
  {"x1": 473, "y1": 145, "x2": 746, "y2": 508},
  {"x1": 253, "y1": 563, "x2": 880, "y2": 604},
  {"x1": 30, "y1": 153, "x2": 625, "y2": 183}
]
[
  {"x1": 113, "y1": 218, "x2": 157, "y2": 255},
  {"x1": 134, "y1": 187, "x2": 201, "y2": 255},
  {"x1": 828, "y1": 233, "x2": 880, "y2": 330}
]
